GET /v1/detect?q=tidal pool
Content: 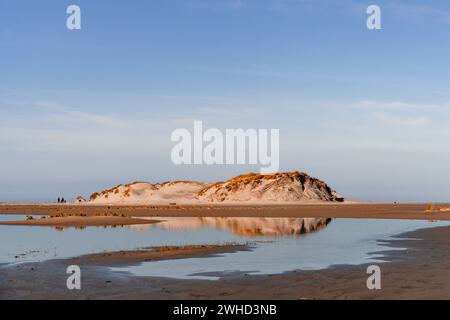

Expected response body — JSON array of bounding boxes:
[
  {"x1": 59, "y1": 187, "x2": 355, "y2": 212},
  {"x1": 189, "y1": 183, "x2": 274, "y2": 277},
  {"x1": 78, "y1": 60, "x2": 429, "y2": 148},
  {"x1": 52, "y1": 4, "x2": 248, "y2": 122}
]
[
  {"x1": 111, "y1": 218, "x2": 450, "y2": 279},
  {"x1": 0, "y1": 216, "x2": 448, "y2": 279}
]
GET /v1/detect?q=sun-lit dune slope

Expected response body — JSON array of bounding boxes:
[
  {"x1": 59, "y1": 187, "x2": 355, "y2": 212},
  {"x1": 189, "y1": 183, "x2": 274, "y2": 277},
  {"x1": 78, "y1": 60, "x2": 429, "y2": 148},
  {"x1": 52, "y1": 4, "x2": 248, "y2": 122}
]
[
  {"x1": 86, "y1": 171, "x2": 344, "y2": 205},
  {"x1": 89, "y1": 181, "x2": 209, "y2": 204},
  {"x1": 197, "y1": 172, "x2": 343, "y2": 203}
]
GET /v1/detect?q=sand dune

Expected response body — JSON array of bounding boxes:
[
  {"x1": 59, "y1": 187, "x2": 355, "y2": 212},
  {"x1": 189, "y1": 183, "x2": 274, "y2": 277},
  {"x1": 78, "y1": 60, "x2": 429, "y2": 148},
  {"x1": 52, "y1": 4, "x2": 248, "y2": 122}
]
[{"x1": 86, "y1": 171, "x2": 343, "y2": 205}]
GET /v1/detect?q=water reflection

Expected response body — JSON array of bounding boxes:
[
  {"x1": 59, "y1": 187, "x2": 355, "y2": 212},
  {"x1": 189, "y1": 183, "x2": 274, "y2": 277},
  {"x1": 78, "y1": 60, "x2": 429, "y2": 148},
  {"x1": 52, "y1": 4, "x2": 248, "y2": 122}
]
[
  {"x1": 53, "y1": 224, "x2": 128, "y2": 232},
  {"x1": 2, "y1": 216, "x2": 450, "y2": 278},
  {"x1": 115, "y1": 219, "x2": 450, "y2": 280},
  {"x1": 132, "y1": 217, "x2": 332, "y2": 237},
  {"x1": 0, "y1": 214, "x2": 134, "y2": 232},
  {"x1": 0, "y1": 214, "x2": 48, "y2": 221},
  {"x1": 0, "y1": 215, "x2": 332, "y2": 237}
]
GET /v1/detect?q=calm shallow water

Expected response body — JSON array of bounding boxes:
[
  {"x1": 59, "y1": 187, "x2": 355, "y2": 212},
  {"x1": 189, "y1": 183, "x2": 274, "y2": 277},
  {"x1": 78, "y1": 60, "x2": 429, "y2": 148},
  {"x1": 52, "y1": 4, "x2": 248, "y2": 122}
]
[
  {"x1": 0, "y1": 220, "x2": 244, "y2": 264},
  {"x1": 0, "y1": 216, "x2": 448, "y2": 279},
  {"x1": 0, "y1": 214, "x2": 49, "y2": 221},
  {"x1": 112, "y1": 218, "x2": 450, "y2": 279}
]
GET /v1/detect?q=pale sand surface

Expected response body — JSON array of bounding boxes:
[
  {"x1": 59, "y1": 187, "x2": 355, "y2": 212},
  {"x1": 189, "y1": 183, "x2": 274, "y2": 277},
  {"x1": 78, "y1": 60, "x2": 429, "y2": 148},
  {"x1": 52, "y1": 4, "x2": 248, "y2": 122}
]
[
  {"x1": 1, "y1": 225, "x2": 450, "y2": 299},
  {"x1": 1, "y1": 203, "x2": 450, "y2": 221}
]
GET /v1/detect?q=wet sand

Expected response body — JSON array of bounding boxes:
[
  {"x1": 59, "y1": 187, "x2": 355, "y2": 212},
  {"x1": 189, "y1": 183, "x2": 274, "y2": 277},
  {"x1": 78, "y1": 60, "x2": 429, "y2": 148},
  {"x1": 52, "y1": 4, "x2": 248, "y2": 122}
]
[
  {"x1": 0, "y1": 216, "x2": 156, "y2": 227},
  {"x1": 1, "y1": 225, "x2": 450, "y2": 299},
  {"x1": 1, "y1": 203, "x2": 450, "y2": 221},
  {"x1": 68, "y1": 244, "x2": 250, "y2": 266}
]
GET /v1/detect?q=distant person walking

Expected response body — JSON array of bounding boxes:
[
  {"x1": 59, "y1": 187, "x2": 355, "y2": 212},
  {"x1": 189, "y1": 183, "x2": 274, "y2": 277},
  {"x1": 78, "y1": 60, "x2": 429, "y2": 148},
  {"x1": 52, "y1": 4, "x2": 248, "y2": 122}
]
[{"x1": 57, "y1": 197, "x2": 60, "y2": 204}]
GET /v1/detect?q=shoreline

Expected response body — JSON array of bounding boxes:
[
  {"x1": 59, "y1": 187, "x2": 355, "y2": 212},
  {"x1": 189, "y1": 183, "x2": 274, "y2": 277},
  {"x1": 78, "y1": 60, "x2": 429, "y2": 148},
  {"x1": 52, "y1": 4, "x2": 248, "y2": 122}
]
[
  {"x1": 0, "y1": 216, "x2": 157, "y2": 227},
  {"x1": 1, "y1": 223, "x2": 450, "y2": 299},
  {"x1": 1, "y1": 203, "x2": 450, "y2": 221}
]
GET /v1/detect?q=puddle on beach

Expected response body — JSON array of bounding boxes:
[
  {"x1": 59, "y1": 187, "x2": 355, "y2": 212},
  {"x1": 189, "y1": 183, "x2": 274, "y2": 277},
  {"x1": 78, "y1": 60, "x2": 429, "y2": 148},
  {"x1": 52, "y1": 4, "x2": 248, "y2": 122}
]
[{"x1": 0, "y1": 215, "x2": 449, "y2": 279}]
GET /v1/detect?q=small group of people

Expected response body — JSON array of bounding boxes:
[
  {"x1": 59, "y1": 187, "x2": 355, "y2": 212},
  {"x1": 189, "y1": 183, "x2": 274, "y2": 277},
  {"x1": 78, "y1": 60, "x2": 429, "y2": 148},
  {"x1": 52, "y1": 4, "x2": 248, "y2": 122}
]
[{"x1": 57, "y1": 197, "x2": 67, "y2": 204}]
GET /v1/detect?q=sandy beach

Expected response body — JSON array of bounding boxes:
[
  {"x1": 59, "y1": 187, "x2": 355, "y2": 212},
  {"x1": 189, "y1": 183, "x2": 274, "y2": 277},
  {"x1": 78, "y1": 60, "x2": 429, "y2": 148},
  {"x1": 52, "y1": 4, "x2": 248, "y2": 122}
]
[
  {"x1": 1, "y1": 224, "x2": 449, "y2": 300},
  {"x1": 1, "y1": 203, "x2": 450, "y2": 222}
]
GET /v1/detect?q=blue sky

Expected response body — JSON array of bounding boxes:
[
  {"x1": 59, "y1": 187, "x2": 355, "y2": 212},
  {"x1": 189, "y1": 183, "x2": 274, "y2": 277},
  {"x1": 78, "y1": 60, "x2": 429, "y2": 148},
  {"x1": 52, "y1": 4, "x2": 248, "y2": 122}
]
[{"x1": 1, "y1": 0, "x2": 450, "y2": 202}]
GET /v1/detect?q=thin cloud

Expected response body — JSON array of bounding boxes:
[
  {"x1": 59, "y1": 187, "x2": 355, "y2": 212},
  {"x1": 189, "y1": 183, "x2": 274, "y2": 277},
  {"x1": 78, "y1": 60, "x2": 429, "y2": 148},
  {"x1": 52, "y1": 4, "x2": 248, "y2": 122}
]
[
  {"x1": 387, "y1": 1, "x2": 450, "y2": 26},
  {"x1": 35, "y1": 101, "x2": 129, "y2": 129},
  {"x1": 189, "y1": 0, "x2": 249, "y2": 10},
  {"x1": 373, "y1": 112, "x2": 431, "y2": 127},
  {"x1": 356, "y1": 100, "x2": 448, "y2": 111}
]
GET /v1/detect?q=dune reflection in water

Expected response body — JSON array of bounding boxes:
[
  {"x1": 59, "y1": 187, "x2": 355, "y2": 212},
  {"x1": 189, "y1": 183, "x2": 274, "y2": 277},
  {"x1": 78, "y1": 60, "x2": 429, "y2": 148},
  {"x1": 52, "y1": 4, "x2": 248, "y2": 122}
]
[
  {"x1": 130, "y1": 217, "x2": 332, "y2": 237},
  {"x1": 117, "y1": 218, "x2": 450, "y2": 280}
]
